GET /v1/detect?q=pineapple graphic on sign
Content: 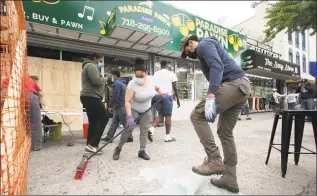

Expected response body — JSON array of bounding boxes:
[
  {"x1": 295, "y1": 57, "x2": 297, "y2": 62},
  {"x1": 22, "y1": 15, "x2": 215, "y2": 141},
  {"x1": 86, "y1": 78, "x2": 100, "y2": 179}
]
[{"x1": 171, "y1": 13, "x2": 195, "y2": 36}]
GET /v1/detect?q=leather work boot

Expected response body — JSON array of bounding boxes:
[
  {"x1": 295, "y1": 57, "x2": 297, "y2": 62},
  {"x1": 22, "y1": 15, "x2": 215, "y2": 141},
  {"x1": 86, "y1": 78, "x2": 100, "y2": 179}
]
[
  {"x1": 113, "y1": 146, "x2": 121, "y2": 160},
  {"x1": 138, "y1": 150, "x2": 150, "y2": 160},
  {"x1": 192, "y1": 148, "x2": 225, "y2": 176},
  {"x1": 210, "y1": 166, "x2": 239, "y2": 193}
]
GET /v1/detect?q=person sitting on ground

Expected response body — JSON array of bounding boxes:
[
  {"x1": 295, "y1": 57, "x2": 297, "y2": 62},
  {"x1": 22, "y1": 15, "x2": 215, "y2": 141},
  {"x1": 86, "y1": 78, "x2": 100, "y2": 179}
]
[
  {"x1": 80, "y1": 53, "x2": 109, "y2": 154},
  {"x1": 112, "y1": 57, "x2": 168, "y2": 161},
  {"x1": 148, "y1": 60, "x2": 180, "y2": 142},
  {"x1": 101, "y1": 70, "x2": 133, "y2": 143}
]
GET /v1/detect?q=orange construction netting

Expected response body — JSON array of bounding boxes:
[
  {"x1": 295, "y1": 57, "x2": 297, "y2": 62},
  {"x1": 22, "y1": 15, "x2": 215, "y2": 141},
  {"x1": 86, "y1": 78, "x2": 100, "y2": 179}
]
[{"x1": 1, "y1": 1, "x2": 31, "y2": 195}]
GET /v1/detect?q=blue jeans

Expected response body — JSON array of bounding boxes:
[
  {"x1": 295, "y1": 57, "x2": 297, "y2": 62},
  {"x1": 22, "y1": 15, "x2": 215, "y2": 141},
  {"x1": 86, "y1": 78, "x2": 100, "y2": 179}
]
[
  {"x1": 301, "y1": 98, "x2": 315, "y2": 110},
  {"x1": 107, "y1": 106, "x2": 133, "y2": 139}
]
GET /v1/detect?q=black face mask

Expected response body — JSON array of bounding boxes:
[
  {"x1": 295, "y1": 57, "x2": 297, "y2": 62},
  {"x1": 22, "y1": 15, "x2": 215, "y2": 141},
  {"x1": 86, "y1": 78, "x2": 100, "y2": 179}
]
[{"x1": 187, "y1": 51, "x2": 198, "y2": 59}]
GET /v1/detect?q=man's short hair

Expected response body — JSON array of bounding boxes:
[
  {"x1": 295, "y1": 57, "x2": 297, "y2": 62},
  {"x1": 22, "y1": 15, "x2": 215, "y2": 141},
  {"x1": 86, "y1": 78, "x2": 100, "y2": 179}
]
[
  {"x1": 89, "y1": 53, "x2": 103, "y2": 60},
  {"x1": 160, "y1": 60, "x2": 169, "y2": 68},
  {"x1": 135, "y1": 57, "x2": 145, "y2": 66},
  {"x1": 111, "y1": 70, "x2": 120, "y2": 77}
]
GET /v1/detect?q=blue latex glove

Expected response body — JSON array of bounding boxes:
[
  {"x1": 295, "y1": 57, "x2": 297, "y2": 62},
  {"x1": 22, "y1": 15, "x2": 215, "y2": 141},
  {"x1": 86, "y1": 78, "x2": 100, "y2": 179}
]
[
  {"x1": 126, "y1": 115, "x2": 135, "y2": 127},
  {"x1": 205, "y1": 98, "x2": 216, "y2": 123},
  {"x1": 162, "y1": 93, "x2": 169, "y2": 99}
]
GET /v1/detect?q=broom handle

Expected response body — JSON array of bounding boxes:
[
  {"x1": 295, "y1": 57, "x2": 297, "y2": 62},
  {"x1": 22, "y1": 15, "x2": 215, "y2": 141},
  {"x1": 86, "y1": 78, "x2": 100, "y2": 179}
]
[{"x1": 86, "y1": 96, "x2": 164, "y2": 160}]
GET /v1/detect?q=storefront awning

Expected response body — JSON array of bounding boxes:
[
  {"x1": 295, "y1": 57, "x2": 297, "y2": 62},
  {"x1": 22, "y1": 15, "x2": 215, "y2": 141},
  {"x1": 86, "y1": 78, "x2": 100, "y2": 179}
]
[
  {"x1": 102, "y1": 6, "x2": 174, "y2": 55},
  {"x1": 285, "y1": 72, "x2": 316, "y2": 84},
  {"x1": 301, "y1": 72, "x2": 315, "y2": 81},
  {"x1": 241, "y1": 49, "x2": 301, "y2": 80}
]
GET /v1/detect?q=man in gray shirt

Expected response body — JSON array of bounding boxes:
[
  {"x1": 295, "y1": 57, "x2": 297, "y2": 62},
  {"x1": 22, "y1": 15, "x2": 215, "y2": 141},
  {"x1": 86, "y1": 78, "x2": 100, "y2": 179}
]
[{"x1": 80, "y1": 53, "x2": 109, "y2": 154}]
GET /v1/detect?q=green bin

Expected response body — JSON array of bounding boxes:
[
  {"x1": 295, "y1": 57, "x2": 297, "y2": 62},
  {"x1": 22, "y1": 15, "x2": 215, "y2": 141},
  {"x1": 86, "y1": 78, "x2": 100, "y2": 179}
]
[{"x1": 50, "y1": 124, "x2": 62, "y2": 141}]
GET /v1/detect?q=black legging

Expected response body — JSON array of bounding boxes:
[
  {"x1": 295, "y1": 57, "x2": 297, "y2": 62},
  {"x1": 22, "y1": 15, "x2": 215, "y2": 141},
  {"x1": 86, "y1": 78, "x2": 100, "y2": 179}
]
[{"x1": 80, "y1": 96, "x2": 109, "y2": 148}]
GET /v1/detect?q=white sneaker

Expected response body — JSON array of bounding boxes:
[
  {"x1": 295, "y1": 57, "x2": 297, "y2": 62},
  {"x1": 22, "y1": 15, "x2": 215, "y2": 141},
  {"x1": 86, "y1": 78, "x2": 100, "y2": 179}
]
[
  {"x1": 149, "y1": 127, "x2": 155, "y2": 135},
  {"x1": 85, "y1": 145, "x2": 102, "y2": 155},
  {"x1": 164, "y1": 135, "x2": 176, "y2": 142},
  {"x1": 148, "y1": 127, "x2": 155, "y2": 142}
]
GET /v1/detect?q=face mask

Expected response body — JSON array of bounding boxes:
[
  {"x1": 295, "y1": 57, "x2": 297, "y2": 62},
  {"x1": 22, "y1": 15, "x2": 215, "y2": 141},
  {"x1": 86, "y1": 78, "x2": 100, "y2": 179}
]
[
  {"x1": 96, "y1": 62, "x2": 103, "y2": 69},
  {"x1": 111, "y1": 76, "x2": 114, "y2": 82},
  {"x1": 136, "y1": 78, "x2": 145, "y2": 85},
  {"x1": 187, "y1": 51, "x2": 198, "y2": 59}
]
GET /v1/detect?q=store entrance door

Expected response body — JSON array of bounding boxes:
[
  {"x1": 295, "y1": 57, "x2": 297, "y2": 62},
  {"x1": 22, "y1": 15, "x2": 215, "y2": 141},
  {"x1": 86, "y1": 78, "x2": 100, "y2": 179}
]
[{"x1": 175, "y1": 60, "x2": 194, "y2": 101}]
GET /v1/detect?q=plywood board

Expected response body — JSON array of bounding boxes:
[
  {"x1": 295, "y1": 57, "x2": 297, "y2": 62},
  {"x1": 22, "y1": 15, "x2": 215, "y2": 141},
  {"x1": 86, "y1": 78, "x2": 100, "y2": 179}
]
[
  {"x1": 62, "y1": 60, "x2": 82, "y2": 111},
  {"x1": 42, "y1": 58, "x2": 63, "y2": 110},
  {"x1": 26, "y1": 57, "x2": 83, "y2": 131}
]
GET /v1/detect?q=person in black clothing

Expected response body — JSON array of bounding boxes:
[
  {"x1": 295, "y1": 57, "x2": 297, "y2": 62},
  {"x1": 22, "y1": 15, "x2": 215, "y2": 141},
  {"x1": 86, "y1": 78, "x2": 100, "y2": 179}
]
[
  {"x1": 80, "y1": 53, "x2": 109, "y2": 154},
  {"x1": 296, "y1": 79, "x2": 316, "y2": 121}
]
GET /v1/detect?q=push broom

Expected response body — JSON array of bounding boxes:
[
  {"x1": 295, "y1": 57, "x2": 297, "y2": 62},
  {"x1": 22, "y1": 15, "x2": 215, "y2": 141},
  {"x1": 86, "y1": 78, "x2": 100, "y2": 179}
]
[{"x1": 74, "y1": 96, "x2": 163, "y2": 180}]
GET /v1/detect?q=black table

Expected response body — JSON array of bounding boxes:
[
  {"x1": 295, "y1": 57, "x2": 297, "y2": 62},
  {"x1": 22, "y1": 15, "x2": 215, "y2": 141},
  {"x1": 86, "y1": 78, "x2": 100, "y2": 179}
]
[{"x1": 265, "y1": 109, "x2": 317, "y2": 177}]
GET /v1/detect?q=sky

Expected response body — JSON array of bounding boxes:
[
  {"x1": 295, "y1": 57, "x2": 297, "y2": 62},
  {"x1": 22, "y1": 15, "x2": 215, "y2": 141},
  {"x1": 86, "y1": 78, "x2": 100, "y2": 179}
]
[{"x1": 165, "y1": 1, "x2": 257, "y2": 29}]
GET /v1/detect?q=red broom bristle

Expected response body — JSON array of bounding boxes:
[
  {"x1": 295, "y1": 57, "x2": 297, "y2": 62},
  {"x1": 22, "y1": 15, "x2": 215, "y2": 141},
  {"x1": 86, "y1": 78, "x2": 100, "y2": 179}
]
[{"x1": 74, "y1": 160, "x2": 88, "y2": 180}]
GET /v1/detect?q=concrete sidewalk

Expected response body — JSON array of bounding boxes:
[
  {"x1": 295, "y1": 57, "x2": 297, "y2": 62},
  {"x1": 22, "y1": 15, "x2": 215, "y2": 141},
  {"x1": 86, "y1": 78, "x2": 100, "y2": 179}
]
[{"x1": 27, "y1": 113, "x2": 316, "y2": 195}]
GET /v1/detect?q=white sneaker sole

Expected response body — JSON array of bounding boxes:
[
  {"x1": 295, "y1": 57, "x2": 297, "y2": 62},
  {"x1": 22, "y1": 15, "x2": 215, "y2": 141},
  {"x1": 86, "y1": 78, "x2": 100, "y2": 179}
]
[
  {"x1": 85, "y1": 146, "x2": 102, "y2": 155},
  {"x1": 164, "y1": 137, "x2": 176, "y2": 142}
]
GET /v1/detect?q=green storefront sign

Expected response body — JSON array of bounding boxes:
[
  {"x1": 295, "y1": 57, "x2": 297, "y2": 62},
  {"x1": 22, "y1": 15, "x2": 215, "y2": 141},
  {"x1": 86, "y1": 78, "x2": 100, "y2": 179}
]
[
  {"x1": 23, "y1": 0, "x2": 246, "y2": 62},
  {"x1": 104, "y1": 6, "x2": 171, "y2": 38}
]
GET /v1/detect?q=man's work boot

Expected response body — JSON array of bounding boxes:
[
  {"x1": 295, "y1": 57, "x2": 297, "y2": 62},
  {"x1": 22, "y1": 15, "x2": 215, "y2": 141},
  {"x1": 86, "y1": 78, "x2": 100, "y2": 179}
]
[
  {"x1": 192, "y1": 148, "x2": 225, "y2": 176},
  {"x1": 210, "y1": 166, "x2": 239, "y2": 193},
  {"x1": 113, "y1": 146, "x2": 121, "y2": 160},
  {"x1": 138, "y1": 150, "x2": 150, "y2": 160}
]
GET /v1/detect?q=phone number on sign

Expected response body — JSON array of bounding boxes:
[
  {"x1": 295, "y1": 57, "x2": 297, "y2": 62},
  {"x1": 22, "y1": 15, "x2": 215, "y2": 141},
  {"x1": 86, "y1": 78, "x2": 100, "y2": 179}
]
[{"x1": 121, "y1": 18, "x2": 170, "y2": 37}]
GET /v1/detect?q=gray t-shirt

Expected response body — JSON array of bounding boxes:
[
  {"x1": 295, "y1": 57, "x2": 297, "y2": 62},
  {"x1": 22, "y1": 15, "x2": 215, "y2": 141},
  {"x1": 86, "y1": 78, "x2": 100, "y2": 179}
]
[{"x1": 127, "y1": 76, "x2": 157, "y2": 113}]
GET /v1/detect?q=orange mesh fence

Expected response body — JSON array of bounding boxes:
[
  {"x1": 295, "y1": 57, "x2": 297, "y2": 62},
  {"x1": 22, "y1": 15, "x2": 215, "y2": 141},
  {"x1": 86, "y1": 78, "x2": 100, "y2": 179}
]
[{"x1": 1, "y1": 1, "x2": 31, "y2": 195}]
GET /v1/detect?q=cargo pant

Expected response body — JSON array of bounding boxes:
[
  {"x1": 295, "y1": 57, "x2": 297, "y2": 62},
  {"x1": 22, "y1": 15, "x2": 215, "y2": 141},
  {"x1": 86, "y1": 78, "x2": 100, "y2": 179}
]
[
  {"x1": 190, "y1": 78, "x2": 250, "y2": 167},
  {"x1": 118, "y1": 109, "x2": 152, "y2": 151}
]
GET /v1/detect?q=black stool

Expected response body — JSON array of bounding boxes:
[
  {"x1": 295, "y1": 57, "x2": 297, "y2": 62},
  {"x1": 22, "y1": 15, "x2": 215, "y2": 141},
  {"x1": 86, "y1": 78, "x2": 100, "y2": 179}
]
[{"x1": 265, "y1": 109, "x2": 317, "y2": 178}]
